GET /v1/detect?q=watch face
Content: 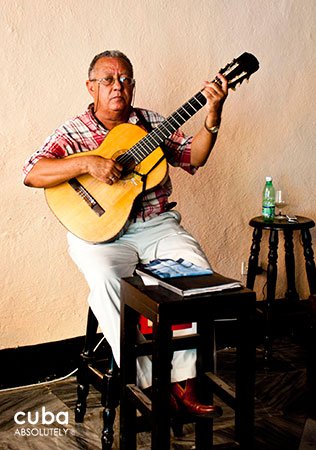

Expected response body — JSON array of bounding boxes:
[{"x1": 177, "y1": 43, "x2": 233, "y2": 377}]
[{"x1": 210, "y1": 126, "x2": 219, "y2": 134}]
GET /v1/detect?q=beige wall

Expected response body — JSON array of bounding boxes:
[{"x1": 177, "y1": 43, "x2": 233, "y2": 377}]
[{"x1": 1, "y1": 0, "x2": 315, "y2": 349}]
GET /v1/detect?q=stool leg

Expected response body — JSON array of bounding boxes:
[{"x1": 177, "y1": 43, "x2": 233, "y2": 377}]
[
  {"x1": 247, "y1": 227, "x2": 262, "y2": 290},
  {"x1": 75, "y1": 358, "x2": 89, "y2": 422},
  {"x1": 75, "y1": 308, "x2": 98, "y2": 422},
  {"x1": 284, "y1": 229, "x2": 299, "y2": 301},
  {"x1": 120, "y1": 302, "x2": 138, "y2": 450},
  {"x1": 265, "y1": 229, "x2": 279, "y2": 364},
  {"x1": 101, "y1": 356, "x2": 119, "y2": 450},
  {"x1": 301, "y1": 228, "x2": 316, "y2": 295}
]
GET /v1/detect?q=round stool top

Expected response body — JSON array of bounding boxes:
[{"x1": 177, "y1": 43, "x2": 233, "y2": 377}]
[{"x1": 249, "y1": 215, "x2": 315, "y2": 231}]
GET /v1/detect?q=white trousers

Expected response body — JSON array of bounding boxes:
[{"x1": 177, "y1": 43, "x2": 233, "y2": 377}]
[{"x1": 67, "y1": 211, "x2": 212, "y2": 389}]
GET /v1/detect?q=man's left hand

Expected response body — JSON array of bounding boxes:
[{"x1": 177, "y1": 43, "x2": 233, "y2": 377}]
[{"x1": 202, "y1": 73, "x2": 228, "y2": 120}]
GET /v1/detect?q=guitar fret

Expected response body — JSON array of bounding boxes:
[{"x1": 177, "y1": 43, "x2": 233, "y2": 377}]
[
  {"x1": 133, "y1": 144, "x2": 148, "y2": 163},
  {"x1": 195, "y1": 97, "x2": 205, "y2": 107},
  {"x1": 186, "y1": 101, "x2": 200, "y2": 115},
  {"x1": 169, "y1": 114, "x2": 182, "y2": 127},
  {"x1": 166, "y1": 117, "x2": 182, "y2": 131},
  {"x1": 135, "y1": 139, "x2": 149, "y2": 155},
  {"x1": 196, "y1": 91, "x2": 207, "y2": 104},
  {"x1": 147, "y1": 132, "x2": 160, "y2": 146},
  {"x1": 177, "y1": 105, "x2": 194, "y2": 119},
  {"x1": 131, "y1": 136, "x2": 158, "y2": 164},
  {"x1": 188, "y1": 96, "x2": 205, "y2": 110},
  {"x1": 156, "y1": 121, "x2": 177, "y2": 139},
  {"x1": 172, "y1": 109, "x2": 191, "y2": 125}
]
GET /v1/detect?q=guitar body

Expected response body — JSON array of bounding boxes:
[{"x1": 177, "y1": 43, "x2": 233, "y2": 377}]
[{"x1": 45, "y1": 123, "x2": 168, "y2": 243}]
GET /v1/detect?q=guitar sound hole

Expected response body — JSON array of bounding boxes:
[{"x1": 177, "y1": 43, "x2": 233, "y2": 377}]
[
  {"x1": 114, "y1": 151, "x2": 136, "y2": 179},
  {"x1": 122, "y1": 162, "x2": 137, "y2": 179}
]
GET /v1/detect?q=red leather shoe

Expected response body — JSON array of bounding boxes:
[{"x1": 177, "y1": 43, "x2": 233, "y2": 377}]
[{"x1": 171, "y1": 378, "x2": 223, "y2": 417}]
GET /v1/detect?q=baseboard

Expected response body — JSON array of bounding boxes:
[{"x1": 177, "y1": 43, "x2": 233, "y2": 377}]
[{"x1": 0, "y1": 333, "x2": 103, "y2": 390}]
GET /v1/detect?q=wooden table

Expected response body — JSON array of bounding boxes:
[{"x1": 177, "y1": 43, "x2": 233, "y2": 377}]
[{"x1": 120, "y1": 276, "x2": 256, "y2": 450}]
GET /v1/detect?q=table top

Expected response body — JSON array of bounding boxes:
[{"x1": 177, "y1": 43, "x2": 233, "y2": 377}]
[
  {"x1": 249, "y1": 215, "x2": 315, "y2": 230},
  {"x1": 121, "y1": 276, "x2": 256, "y2": 323}
]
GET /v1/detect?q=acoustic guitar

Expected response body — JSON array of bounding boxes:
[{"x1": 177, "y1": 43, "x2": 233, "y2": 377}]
[{"x1": 45, "y1": 52, "x2": 259, "y2": 243}]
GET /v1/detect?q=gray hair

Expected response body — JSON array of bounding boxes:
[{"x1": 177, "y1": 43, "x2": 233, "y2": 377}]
[{"x1": 88, "y1": 50, "x2": 134, "y2": 79}]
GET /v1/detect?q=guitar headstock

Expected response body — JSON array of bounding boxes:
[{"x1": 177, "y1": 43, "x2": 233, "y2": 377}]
[{"x1": 216, "y1": 52, "x2": 259, "y2": 90}]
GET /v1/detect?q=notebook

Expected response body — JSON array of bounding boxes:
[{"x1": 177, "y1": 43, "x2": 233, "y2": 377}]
[{"x1": 136, "y1": 259, "x2": 242, "y2": 296}]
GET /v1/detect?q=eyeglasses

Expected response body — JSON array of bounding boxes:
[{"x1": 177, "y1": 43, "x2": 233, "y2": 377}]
[{"x1": 89, "y1": 75, "x2": 135, "y2": 87}]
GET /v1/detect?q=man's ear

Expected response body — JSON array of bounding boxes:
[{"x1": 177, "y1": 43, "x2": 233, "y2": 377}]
[{"x1": 86, "y1": 79, "x2": 95, "y2": 97}]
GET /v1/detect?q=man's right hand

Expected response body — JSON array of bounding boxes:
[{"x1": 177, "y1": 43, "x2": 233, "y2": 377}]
[
  {"x1": 87, "y1": 156, "x2": 123, "y2": 184},
  {"x1": 24, "y1": 155, "x2": 123, "y2": 188}
]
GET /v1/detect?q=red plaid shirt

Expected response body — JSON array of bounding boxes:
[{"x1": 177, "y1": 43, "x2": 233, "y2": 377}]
[{"x1": 23, "y1": 105, "x2": 196, "y2": 220}]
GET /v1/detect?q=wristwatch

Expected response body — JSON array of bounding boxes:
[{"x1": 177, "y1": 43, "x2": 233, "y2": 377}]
[{"x1": 204, "y1": 118, "x2": 220, "y2": 134}]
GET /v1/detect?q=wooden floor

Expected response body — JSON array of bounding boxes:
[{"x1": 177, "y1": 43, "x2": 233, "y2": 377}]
[{"x1": 1, "y1": 337, "x2": 315, "y2": 449}]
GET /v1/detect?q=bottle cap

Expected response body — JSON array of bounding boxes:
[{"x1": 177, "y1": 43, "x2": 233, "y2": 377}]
[{"x1": 265, "y1": 176, "x2": 272, "y2": 181}]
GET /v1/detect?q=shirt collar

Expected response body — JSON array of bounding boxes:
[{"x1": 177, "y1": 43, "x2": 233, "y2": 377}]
[{"x1": 87, "y1": 104, "x2": 140, "y2": 130}]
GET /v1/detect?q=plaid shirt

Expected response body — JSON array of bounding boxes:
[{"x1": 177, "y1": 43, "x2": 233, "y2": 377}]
[{"x1": 23, "y1": 105, "x2": 196, "y2": 220}]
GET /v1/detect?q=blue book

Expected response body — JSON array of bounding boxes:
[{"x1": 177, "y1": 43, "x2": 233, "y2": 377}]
[{"x1": 139, "y1": 258, "x2": 213, "y2": 278}]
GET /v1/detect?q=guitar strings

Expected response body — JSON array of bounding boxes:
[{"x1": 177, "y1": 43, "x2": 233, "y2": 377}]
[{"x1": 117, "y1": 92, "x2": 206, "y2": 167}]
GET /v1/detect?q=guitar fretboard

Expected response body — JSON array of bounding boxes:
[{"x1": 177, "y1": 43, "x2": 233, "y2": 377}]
[{"x1": 117, "y1": 91, "x2": 206, "y2": 167}]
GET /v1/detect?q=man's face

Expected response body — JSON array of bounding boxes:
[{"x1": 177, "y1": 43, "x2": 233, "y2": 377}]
[{"x1": 86, "y1": 57, "x2": 134, "y2": 115}]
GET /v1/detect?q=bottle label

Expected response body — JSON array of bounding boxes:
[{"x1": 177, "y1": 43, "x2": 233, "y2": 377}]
[{"x1": 262, "y1": 205, "x2": 275, "y2": 220}]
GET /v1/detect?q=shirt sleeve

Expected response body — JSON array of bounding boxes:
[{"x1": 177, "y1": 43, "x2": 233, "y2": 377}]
[
  {"x1": 22, "y1": 128, "x2": 79, "y2": 179},
  {"x1": 163, "y1": 130, "x2": 197, "y2": 175}
]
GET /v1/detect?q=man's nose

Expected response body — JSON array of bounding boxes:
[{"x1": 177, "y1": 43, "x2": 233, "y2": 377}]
[{"x1": 113, "y1": 77, "x2": 122, "y2": 89}]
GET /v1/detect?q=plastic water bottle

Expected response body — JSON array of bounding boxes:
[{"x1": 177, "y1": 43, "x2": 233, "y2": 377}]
[{"x1": 262, "y1": 176, "x2": 275, "y2": 222}]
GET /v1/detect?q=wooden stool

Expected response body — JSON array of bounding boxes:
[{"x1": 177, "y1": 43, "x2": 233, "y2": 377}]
[
  {"x1": 246, "y1": 215, "x2": 316, "y2": 363},
  {"x1": 74, "y1": 307, "x2": 119, "y2": 450},
  {"x1": 120, "y1": 276, "x2": 256, "y2": 450}
]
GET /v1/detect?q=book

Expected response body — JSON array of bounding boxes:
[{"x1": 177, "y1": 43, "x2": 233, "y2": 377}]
[
  {"x1": 136, "y1": 259, "x2": 242, "y2": 297},
  {"x1": 138, "y1": 258, "x2": 213, "y2": 278}
]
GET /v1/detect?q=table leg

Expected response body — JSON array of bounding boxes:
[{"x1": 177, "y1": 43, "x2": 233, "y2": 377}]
[
  {"x1": 195, "y1": 318, "x2": 214, "y2": 450},
  {"x1": 283, "y1": 229, "x2": 299, "y2": 301},
  {"x1": 247, "y1": 227, "x2": 262, "y2": 290},
  {"x1": 120, "y1": 302, "x2": 138, "y2": 450},
  {"x1": 301, "y1": 228, "x2": 316, "y2": 295},
  {"x1": 235, "y1": 304, "x2": 256, "y2": 450},
  {"x1": 151, "y1": 317, "x2": 173, "y2": 450},
  {"x1": 235, "y1": 303, "x2": 256, "y2": 449}
]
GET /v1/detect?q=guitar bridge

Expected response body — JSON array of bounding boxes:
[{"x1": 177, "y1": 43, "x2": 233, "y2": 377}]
[{"x1": 68, "y1": 178, "x2": 105, "y2": 217}]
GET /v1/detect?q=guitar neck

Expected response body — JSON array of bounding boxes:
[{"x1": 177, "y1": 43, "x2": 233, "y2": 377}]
[
  {"x1": 120, "y1": 91, "x2": 207, "y2": 166},
  {"x1": 151, "y1": 91, "x2": 207, "y2": 145},
  {"x1": 117, "y1": 52, "x2": 259, "y2": 167}
]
